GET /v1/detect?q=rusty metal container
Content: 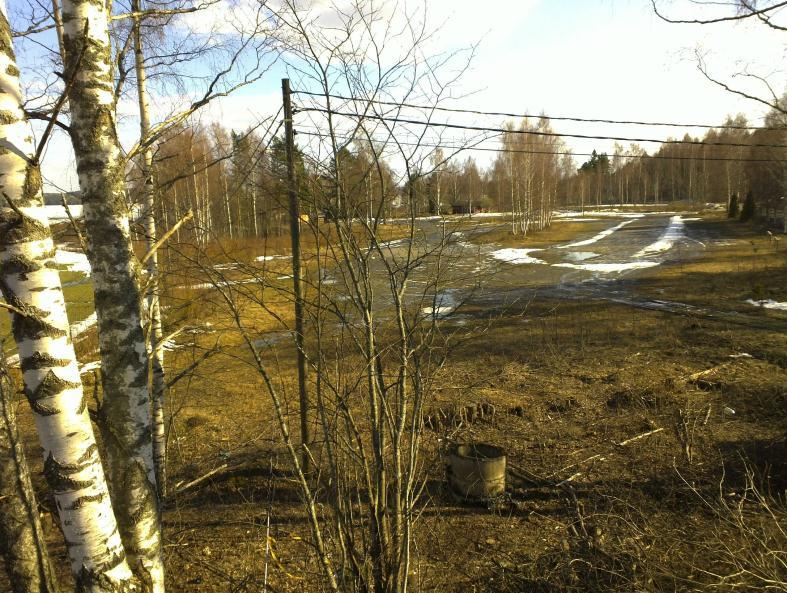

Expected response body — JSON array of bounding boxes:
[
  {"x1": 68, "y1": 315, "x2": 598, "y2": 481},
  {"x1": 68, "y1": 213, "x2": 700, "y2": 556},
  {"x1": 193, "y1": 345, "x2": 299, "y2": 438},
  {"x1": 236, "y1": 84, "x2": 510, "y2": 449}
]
[{"x1": 447, "y1": 443, "x2": 506, "y2": 500}]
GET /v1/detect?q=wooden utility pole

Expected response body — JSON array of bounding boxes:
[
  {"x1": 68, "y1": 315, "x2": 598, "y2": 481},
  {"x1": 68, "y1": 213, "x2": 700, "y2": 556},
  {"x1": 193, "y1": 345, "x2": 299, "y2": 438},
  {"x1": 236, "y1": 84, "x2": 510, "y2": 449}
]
[{"x1": 282, "y1": 78, "x2": 311, "y2": 473}]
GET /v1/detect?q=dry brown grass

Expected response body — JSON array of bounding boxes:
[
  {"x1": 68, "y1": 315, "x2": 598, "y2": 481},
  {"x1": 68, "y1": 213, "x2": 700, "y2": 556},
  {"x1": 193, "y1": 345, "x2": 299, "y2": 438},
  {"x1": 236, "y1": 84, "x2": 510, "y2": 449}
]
[{"x1": 6, "y1": 212, "x2": 786, "y2": 593}]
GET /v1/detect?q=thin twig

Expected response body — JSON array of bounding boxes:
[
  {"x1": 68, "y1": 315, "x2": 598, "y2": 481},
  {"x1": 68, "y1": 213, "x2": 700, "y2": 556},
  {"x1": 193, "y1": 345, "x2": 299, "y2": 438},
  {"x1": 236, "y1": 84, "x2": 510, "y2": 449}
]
[
  {"x1": 60, "y1": 194, "x2": 88, "y2": 253},
  {"x1": 34, "y1": 21, "x2": 89, "y2": 165},
  {"x1": 140, "y1": 210, "x2": 193, "y2": 265}
]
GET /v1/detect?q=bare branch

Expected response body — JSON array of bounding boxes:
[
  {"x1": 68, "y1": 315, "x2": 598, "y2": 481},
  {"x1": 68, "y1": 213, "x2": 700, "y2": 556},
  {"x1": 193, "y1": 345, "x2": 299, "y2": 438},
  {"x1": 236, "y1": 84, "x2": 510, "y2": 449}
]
[{"x1": 651, "y1": 0, "x2": 787, "y2": 24}]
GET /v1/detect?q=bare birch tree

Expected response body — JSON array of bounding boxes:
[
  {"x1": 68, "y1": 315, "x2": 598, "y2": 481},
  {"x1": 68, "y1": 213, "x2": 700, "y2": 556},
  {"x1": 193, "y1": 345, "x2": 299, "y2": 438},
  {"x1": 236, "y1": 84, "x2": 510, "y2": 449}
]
[
  {"x1": 0, "y1": 8, "x2": 138, "y2": 590},
  {"x1": 58, "y1": 0, "x2": 164, "y2": 588},
  {"x1": 0, "y1": 353, "x2": 60, "y2": 593}
]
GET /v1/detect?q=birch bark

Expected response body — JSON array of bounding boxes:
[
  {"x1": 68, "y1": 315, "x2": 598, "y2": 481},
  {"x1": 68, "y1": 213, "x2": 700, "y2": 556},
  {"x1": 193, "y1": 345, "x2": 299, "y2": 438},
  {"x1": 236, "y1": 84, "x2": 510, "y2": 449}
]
[
  {"x1": 0, "y1": 353, "x2": 60, "y2": 593},
  {"x1": 0, "y1": 9, "x2": 136, "y2": 591},
  {"x1": 132, "y1": 0, "x2": 167, "y2": 499},
  {"x1": 58, "y1": 1, "x2": 164, "y2": 589}
]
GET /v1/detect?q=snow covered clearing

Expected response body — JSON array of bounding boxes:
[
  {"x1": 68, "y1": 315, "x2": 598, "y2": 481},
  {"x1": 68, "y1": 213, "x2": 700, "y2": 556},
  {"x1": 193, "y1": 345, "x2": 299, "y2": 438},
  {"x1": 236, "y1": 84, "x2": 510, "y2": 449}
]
[
  {"x1": 491, "y1": 248, "x2": 547, "y2": 265},
  {"x1": 558, "y1": 219, "x2": 635, "y2": 249}
]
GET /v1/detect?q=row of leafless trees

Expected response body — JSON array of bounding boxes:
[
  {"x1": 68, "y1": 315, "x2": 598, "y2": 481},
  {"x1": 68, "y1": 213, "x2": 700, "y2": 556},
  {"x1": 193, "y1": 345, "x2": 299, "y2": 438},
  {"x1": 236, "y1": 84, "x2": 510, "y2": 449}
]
[
  {"x1": 560, "y1": 108, "x2": 786, "y2": 208},
  {"x1": 128, "y1": 105, "x2": 785, "y2": 248}
]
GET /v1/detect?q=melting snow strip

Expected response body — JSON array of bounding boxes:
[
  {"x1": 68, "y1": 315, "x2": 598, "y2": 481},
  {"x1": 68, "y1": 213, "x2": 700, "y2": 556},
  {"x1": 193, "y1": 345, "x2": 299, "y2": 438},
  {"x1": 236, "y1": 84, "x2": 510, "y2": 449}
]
[
  {"x1": 71, "y1": 312, "x2": 98, "y2": 338},
  {"x1": 553, "y1": 261, "x2": 659, "y2": 272},
  {"x1": 490, "y1": 248, "x2": 547, "y2": 265},
  {"x1": 554, "y1": 210, "x2": 646, "y2": 219},
  {"x1": 634, "y1": 215, "x2": 685, "y2": 257},
  {"x1": 557, "y1": 219, "x2": 635, "y2": 249}
]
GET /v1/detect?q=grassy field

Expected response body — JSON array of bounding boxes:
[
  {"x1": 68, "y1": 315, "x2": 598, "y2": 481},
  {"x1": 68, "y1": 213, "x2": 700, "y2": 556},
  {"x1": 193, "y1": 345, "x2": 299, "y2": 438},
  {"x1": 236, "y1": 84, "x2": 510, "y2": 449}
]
[{"x1": 5, "y1": 211, "x2": 785, "y2": 593}]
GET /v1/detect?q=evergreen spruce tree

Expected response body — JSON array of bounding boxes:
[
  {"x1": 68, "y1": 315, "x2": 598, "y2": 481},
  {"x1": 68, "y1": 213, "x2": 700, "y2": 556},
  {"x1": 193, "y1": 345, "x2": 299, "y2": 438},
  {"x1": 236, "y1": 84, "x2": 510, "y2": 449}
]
[
  {"x1": 740, "y1": 191, "x2": 756, "y2": 221},
  {"x1": 728, "y1": 193, "x2": 739, "y2": 218}
]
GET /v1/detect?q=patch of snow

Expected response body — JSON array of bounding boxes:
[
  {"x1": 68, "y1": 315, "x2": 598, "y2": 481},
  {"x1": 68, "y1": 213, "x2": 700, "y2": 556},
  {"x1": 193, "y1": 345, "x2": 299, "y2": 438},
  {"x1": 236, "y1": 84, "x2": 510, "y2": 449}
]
[
  {"x1": 556, "y1": 217, "x2": 603, "y2": 222},
  {"x1": 79, "y1": 360, "x2": 102, "y2": 374},
  {"x1": 189, "y1": 278, "x2": 261, "y2": 290},
  {"x1": 255, "y1": 254, "x2": 289, "y2": 262},
  {"x1": 212, "y1": 263, "x2": 239, "y2": 271},
  {"x1": 729, "y1": 353, "x2": 753, "y2": 359},
  {"x1": 54, "y1": 249, "x2": 91, "y2": 275},
  {"x1": 554, "y1": 210, "x2": 645, "y2": 219},
  {"x1": 553, "y1": 261, "x2": 659, "y2": 273},
  {"x1": 635, "y1": 215, "x2": 685, "y2": 257},
  {"x1": 565, "y1": 251, "x2": 599, "y2": 262},
  {"x1": 745, "y1": 299, "x2": 787, "y2": 311},
  {"x1": 422, "y1": 290, "x2": 458, "y2": 319},
  {"x1": 377, "y1": 238, "x2": 409, "y2": 250},
  {"x1": 491, "y1": 248, "x2": 547, "y2": 265},
  {"x1": 71, "y1": 312, "x2": 98, "y2": 339},
  {"x1": 558, "y1": 219, "x2": 635, "y2": 249}
]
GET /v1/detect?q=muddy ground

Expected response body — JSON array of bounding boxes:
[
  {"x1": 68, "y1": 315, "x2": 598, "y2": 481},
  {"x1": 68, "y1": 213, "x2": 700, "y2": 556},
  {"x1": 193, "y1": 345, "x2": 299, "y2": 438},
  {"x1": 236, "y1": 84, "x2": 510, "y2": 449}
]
[{"x1": 6, "y1": 210, "x2": 786, "y2": 593}]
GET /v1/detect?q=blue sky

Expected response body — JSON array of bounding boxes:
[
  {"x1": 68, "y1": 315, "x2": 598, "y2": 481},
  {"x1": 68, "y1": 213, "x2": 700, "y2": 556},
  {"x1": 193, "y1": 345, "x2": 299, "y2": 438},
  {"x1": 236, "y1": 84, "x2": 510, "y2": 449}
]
[{"x1": 13, "y1": 0, "x2": 784, "y2": 190}]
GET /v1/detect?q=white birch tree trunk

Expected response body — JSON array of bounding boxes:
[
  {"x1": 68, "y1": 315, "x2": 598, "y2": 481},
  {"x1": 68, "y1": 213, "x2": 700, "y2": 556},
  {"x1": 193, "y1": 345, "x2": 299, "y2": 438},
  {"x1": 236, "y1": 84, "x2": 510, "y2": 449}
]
[
  {"x1": 132, "y1": 0, "x2": 167, "y2": 499},
  {"x1": 0, "y1": 354, "x2": 60, "y2": 593},
  {"x1": 0, "y1": 11, "x2": 137, "y2": 591},
  {"x1": 59, "y1": 2, "x2": 164, "y2": 589}
]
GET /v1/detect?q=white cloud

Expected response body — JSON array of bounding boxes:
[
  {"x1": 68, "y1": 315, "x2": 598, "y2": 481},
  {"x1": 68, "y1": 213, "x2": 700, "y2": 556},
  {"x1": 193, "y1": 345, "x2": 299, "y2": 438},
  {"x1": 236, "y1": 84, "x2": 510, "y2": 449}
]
[{"x1": 36, "y1": 0, "x2": 786, "y2": 190}]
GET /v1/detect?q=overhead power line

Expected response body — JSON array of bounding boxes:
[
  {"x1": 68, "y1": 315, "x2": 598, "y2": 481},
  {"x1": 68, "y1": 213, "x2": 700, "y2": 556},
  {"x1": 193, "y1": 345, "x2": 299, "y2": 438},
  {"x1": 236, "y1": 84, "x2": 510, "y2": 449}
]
[
  {"x1": 291, "y1": 89, "x2": 776, "y2": 131},
  {"x1": 294, "y1": 106, "x2": 787, "y2": 149},
  {"x1": 295, "y1": 130, "x2": 787, "y2": 163}
]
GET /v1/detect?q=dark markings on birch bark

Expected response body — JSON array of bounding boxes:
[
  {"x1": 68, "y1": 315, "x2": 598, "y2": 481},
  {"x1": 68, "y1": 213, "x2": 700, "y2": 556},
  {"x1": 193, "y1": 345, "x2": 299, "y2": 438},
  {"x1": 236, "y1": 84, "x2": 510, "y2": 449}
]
[
  {"x1": 26, "y1": 370, "x2": 81, "y2": 416},
  {"x1": 43, "y1": 453, "x2": 94, "y2": 493},
  {"x1": 76, "y1": 550, "x2": 131, "y2": 593},
  {"x1": 21, "y1": 351, "x2": 72, "y2": 371},
  {"x1": 64, "y1": 492, "x2": 105, "y2": 510}
]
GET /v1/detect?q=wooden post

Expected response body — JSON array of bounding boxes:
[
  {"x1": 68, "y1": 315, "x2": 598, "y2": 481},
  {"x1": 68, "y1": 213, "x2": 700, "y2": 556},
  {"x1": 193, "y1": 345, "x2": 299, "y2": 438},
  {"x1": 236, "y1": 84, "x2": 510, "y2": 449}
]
[{"x1": 282, "y1": 78, "x2": 311, "y2": 473}]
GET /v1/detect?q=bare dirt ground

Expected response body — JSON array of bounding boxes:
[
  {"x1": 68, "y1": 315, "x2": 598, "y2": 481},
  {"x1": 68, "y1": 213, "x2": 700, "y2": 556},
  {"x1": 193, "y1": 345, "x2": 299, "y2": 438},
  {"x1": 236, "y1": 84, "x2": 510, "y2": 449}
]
[{"x1": 7, "y1": 210, "x2": 786, "y2": 593}]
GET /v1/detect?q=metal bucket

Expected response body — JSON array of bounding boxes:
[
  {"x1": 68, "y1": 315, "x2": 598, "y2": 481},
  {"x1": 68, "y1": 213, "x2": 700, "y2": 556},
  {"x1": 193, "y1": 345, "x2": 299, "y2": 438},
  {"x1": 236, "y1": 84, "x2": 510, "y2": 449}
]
[{"x1": 447, "y1": 443, "x2": 506, "y2": 500}]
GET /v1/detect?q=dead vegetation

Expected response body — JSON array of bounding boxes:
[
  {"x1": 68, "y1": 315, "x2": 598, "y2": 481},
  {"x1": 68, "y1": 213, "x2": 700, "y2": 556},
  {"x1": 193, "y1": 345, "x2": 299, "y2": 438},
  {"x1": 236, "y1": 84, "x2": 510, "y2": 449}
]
[{"x1": 6, "y1": 216, "x2": 786, "y2": 593}]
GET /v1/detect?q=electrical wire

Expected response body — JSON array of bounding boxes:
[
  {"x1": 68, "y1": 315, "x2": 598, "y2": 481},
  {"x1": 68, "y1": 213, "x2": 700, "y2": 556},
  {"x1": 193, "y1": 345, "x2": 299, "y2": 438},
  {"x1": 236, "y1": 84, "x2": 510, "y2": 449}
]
[
  {"x1": 294, "y1": 129, "x2": 787, "y2": 163},
  {"x1": 291, "y1": 89, "x2": 778, "y2": 131},
  {"x1": 294, "y1": 106, "x2": 787, "y2": 149}
]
